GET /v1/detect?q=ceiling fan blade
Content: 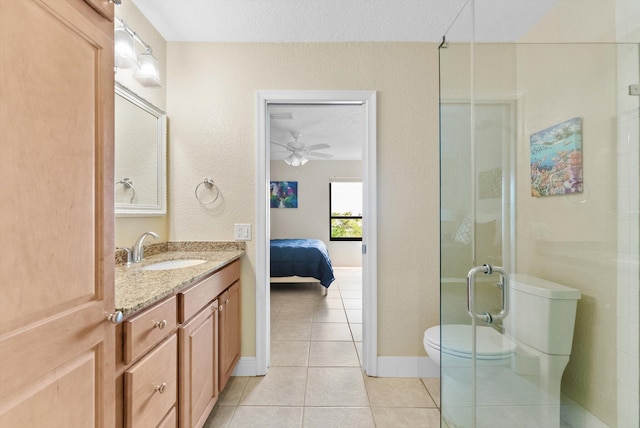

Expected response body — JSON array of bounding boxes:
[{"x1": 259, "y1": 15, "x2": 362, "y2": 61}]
[
  {"x1": 304, "y1": 143, "x2": 330, "y2": 151},
  {"x1": 306, "y1": 151, "x2": 333, "y2": 159},
  {"x1": 270, "y1": 141, "x2": 292, "y2": 150}
]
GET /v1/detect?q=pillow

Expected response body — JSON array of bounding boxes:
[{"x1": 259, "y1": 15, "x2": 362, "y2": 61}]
[{"x1": 454, "y1": 216, "x2": 473, "y2": 245}]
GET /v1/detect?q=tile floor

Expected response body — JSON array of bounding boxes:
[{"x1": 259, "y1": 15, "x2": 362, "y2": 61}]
[{"x1": 204, "y1": 267, "x2": 442, "y2": 427}]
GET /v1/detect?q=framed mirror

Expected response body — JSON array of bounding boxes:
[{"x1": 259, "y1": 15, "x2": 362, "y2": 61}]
[{"x1": 115, "y1": 82, "x2": 167, "y2": 216}]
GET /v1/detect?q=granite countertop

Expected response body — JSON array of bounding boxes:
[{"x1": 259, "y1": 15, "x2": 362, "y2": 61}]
[{"x1": 115, "y1": 241, "x2": 245, "y2": 316}]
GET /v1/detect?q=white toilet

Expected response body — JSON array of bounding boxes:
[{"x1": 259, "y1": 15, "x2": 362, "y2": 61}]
[
  {"x1": 425, "y1": 274, "x2": 581, "y2": 407},
  {"x1": 424, "y1": 323, "x2": 516, "y2": 367}
]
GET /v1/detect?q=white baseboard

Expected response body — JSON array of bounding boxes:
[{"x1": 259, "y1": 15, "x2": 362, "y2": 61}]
[
  {"x1": 376, "y1": 356, "x2": 440, "y2": 378},
  {"x1": 232, "y1": 357, "x2": 258, "y2": 376}
]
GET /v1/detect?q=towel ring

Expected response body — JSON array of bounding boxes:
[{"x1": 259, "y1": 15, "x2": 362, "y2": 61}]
[
  {"x1": 116, "y1": 177, "x2": 136, "y2": 203},
  {"x1": 195, "y1": 178, "x2": 220, "y2": 204}
]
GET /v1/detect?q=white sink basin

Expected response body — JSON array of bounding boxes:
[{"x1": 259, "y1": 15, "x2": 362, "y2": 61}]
[{"x1": 142, "y1": 259, "x2": 207, "y2": 271}]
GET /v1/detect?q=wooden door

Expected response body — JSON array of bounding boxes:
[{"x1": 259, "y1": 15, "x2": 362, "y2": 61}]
[
  {"x1": 0, "y1": 0, "x2": 115, "y2": 426},
  {"x1": 219, "y1": 282, "x2": 241, "y2": 391}
]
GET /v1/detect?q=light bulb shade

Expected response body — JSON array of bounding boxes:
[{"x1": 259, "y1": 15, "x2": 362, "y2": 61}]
[
  {"x1": 134, "y1": 52, "x2": 162, "y2": 87},
  {"x1": 114, "y1": 28, "x2": 137, "y2": 69},
  {"x1": 284, "y1": 153, "x2": 308, "y2": 167}
]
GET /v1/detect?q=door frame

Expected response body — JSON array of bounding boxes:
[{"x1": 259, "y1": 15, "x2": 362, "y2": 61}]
[{"x1": 256, "y1": 90, "x2": 378, "y2": 376}]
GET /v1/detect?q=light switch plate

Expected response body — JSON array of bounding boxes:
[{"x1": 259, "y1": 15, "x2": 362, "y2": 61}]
[
  {"x1": 630, "y1": 84, "x2": 640, "y2": 96},
  {"x1": 234, "y1": 224, "x2": 252, "y2": 241}
]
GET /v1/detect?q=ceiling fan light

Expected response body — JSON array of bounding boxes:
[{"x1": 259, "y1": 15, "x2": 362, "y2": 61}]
[{"x1": 284, "y1": 153, "x2": 308, "y2": 167}]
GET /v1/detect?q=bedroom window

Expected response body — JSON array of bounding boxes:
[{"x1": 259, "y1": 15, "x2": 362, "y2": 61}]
[{"x1": 330, "y1": 181, "x2": 362, "y2": 241}]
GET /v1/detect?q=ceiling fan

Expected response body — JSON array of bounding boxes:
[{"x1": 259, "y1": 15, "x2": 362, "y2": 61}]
[{"x1": 271, "y1": 131, "x2": 333, "y2": 166}]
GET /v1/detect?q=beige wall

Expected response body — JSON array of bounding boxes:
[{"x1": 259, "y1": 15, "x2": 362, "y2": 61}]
[
  {"x1": 515, "y1": 1, "x2": 622, "y2": 425},
  {"x1": 615, "y1": 3, "x2": 640, "y2": 428},
  {"x1": 270, "y1": 160, "x2": 363, "y2": 267},
  {"x1": 167, "y1": 42, "x2": 441, "y2": 357},
  {"x1": 516, "y1": 42, "x2": 618, "y2": 427},
  {"x1": 114, "y1": 2, "x2": 169, "y2": 247},
  {"x1": 519, "y1": 0, "x2": 617, "y2": 43}
]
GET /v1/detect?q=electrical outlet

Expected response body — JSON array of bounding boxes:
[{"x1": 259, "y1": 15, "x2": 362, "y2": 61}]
[
  {"x1": 234, "y1": 224, "x2": 251, "y2": 241},
  {"x1": 629, "y1": 84, "x2": 640, "y2": 96}
]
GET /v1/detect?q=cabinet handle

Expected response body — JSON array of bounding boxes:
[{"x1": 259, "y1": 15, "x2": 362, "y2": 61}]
[
  {"x1": 155, "y1": 383, "x2": 167, "y2": 394},
  {"x1": 218, "y1": 305, "x2": 224, "y2": 311},
  {"x1": 107, "y1": 311, "x2": 123, "y2": 324},
  {"x1": 154, "y1": 320, "x2": 167, "y2": 330}
]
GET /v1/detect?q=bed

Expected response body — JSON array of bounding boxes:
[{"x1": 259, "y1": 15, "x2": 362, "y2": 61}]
[{"x1": 270, "y1": 239, "x2": 335, "y2": 287}]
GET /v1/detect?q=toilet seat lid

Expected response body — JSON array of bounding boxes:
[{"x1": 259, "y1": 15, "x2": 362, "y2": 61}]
[{"x1": 424, "y1": 324, "x2": 516, "y2": 358}]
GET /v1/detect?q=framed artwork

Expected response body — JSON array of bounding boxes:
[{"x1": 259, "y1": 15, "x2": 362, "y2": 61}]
[
  {"x1": 270, "y1": 181, "x2": 298, "y2": 208},
  {"x1": 530, "y1": 117, "x2": 583, "y2": 197}
]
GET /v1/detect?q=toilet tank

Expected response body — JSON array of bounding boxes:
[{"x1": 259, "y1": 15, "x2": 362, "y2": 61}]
[{"x1": 505, "y1": 274, "x2": 581, "y2": 355}]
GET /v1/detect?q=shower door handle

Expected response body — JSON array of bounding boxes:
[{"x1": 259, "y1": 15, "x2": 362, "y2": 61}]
[{"x1": 467, "y1": 264, "x2": 509, "y2": 324}]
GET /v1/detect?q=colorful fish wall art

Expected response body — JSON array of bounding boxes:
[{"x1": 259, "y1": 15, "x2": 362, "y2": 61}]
[{"x1": 530, "y1": 117, "x2": 583, "y2": 197}]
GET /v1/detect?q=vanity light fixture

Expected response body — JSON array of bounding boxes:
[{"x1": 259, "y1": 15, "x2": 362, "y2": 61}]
[
  {"x1": 114, "y1": 27, "x2": 137, "y2": 69},
  {"x1": 134, "y1": 50, "x2": 162, "y2": 87},
  {"x1": 114, "y1": 18, "x2": 163, "y2": 88}
]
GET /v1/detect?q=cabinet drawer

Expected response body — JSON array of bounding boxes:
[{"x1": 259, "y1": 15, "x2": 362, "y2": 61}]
[
  {"x1": 179, "y1": 260, "x2": 240, "y2": 322},
  {"x1": 125, "y1": 334, "x2": 177, "y2": 428},
  {"x1": 124, "y1": 296, "x2": 177, "y2": 364}
]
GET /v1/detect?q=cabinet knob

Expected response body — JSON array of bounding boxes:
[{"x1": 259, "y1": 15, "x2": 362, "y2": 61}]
[
  {"x1": 225, "y1": 299, "x2": 230, "y2": 305},
  {"x1": 155, "y1": 383, "x2": 167, "y2": 394},
  {"x1": 154, "y1": 320, "x2": 167, "y2": 330},
  {"x1": 218, "y1": 305, "x2": 224, "y2": 311},
  {"x1": 107, "y1": 311, "x2": 123, "y2": 324}
]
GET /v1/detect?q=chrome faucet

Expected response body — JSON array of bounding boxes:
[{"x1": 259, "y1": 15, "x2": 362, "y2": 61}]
[
  {"x1": 116, "y1": 246, "x2": 133, "y2": 265},
  {"x1": 132, "y1": 231, "x2": 159, "y2": 263}
]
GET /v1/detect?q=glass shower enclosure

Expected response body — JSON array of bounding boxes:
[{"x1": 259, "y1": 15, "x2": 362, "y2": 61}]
[{"x1": 438, "y1": 1, "x2": 639, "y2": 427}]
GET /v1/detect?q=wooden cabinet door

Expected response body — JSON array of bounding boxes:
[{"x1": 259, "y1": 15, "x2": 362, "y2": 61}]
[
  {"x1": 0, "y1": 0, "x2": 115, "y2": 426},
  {"x1": 179, "y1": 301, "x2": 219, "y2": 428},
  {"x1": 219, "y1": 282, "x2": 241, "y2": 391}
]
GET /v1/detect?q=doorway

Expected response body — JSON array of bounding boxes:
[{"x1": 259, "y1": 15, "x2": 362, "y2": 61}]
[{"x1": 256, "y1": 90, "x2": 377, "y2": 376}]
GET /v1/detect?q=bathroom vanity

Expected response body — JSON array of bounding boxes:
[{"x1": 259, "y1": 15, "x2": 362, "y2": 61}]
[{"x1": 114, "y1": 244, "x2": 243, "y2": 428}]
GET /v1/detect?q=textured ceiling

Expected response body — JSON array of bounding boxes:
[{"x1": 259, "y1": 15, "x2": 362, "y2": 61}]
[
  {"x1": 269, "y1": 104, "x2": 365, "y2": 161},
  {"x1": 131, "y1": 0, "x2": 559, "y2": 43}
]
